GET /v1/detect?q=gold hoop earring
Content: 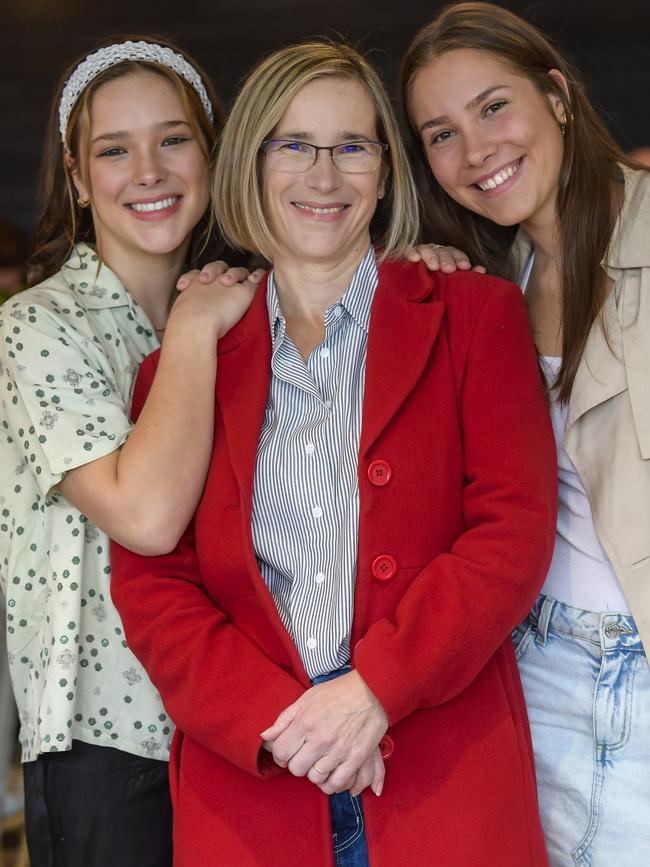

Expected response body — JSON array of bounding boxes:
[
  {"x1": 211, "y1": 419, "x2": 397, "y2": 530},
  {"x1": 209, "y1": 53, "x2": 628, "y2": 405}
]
[{"x1": 77, "y1": 196, "x2": 90, "y2": 209}]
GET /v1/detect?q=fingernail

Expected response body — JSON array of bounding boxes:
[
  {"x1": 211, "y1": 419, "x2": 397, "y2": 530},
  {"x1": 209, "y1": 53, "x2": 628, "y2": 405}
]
[
  {"x1": 250, "y1": 270, "x2": 264, "y2": 281},
  {"x1": 176, "y1": 278, "x2": 188, "y2": 289}
]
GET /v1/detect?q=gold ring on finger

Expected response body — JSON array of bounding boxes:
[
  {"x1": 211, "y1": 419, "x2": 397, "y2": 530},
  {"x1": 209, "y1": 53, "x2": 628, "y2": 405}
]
[{"x1": 311, "y1": 762, "x2": 329, "y2": 776}]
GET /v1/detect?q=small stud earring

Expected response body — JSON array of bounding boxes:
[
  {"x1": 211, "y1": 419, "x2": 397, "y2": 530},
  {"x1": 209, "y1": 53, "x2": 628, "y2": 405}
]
[{"x1": 77, "y1": 196, "x2": 90, "y2": 208}]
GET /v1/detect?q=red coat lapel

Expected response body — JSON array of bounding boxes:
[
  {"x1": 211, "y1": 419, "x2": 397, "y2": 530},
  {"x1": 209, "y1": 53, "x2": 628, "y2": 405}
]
[
  {"x1": 361, "y1": 260, "x2": 445, "y2": 458},
  {"x1": 216, "y1": 278, "x2": 272, "y2": 512}
]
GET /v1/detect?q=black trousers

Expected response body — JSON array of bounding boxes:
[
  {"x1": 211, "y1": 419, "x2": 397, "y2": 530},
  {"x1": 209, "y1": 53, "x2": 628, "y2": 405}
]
[{"x1": 23, "y1": 740, "x2": 172, "y2": 867}]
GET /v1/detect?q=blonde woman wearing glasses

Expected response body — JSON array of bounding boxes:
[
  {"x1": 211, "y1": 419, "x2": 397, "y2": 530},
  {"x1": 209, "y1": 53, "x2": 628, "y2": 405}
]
[{"x1": 111, "y1": 40, "x2": 556, "y2": 867}]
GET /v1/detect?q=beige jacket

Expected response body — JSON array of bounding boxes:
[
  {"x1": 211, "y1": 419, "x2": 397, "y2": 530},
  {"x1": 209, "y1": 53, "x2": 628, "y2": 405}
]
[{"x1": 517, "y1": 166, "x2": 650, "y2": 653}]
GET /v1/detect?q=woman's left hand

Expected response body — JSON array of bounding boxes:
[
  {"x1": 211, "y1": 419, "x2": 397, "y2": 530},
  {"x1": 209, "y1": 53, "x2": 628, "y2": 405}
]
[
  {"x1": 405, "y1": 244, "x2": 486, "y2": 274},
  {"x1": 260, "y1": 669, "x2": 388, "y2": 794}
]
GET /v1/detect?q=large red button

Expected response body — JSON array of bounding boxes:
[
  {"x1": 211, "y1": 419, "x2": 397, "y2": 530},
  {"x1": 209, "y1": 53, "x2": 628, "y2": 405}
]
[
  {"x1": 379, "y1": 734, "x2": 394, "y2": 759},
  {"x1": 371, "y1": 554, "x2": 397, "y2": 581},
  {"x1": 367, "y1": 459, "x2": 392, "y2": 487}
]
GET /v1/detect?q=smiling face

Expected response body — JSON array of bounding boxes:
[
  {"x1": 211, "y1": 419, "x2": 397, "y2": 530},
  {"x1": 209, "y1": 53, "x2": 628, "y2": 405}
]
[
  {"x1": 261, "y1": 75, "x2": 387, "y2": 269},
  {"x1": 409, "y1": 48, "x2": 566, "y2": 234},
  {"x1": 70, "y1": 69, "x2": 210, "y2": 272}
]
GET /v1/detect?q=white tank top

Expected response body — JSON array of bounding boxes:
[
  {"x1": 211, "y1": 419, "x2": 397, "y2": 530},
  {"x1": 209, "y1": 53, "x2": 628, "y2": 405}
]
[
  {"x1": 521, "y1": 253, "x2": 630, "y2": 613},
  {"x1": 540, "y1": 356, "x2": 630, "y2": 613}
]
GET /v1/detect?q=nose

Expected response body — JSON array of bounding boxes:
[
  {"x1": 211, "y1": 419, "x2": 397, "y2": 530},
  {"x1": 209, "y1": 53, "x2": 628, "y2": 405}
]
[
  {"x1": 462, "y1": 126, "x2": 496, "y2": 167},
  {"x1": 133, "y1": 146, "x2": 167, "y2": 186},
  {"x1": 305, "y1": 148, "x2": 342, "y2": 192}
]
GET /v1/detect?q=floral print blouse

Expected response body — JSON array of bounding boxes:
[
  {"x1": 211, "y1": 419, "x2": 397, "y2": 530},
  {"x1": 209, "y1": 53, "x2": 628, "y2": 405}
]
[{"x1": 0, "y1": 244, "x2": 172, "y2": 762}]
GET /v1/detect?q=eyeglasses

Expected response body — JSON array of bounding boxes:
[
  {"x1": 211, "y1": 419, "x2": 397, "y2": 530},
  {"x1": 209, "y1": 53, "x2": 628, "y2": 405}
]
[{"x1": 261, "y1": 139, "x2": 389, "y2": 174}]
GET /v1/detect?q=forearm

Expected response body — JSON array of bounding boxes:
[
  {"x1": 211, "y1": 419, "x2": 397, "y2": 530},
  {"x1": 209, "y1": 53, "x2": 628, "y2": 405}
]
[
  {"x1": 112, "y1": 315, "x2": 219, "y2": 550},
  {"x1": 60, "y1": 317, "x2": 219, "y2": 554},
  {"x1": 58, "y1": 268, "x2": 261, "y2": 554}
]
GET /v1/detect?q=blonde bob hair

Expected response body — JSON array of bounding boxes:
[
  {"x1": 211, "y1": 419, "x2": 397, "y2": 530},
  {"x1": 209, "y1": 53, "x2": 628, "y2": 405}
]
[{"x1": 213, "y1": 40, "x2": 419, "y2": 261}]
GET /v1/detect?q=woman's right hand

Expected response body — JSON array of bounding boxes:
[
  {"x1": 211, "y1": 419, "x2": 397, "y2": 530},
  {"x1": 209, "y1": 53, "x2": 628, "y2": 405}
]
[
  {"x1": 405, "y1": 244, "x2": 486, "y2": 274},
  {"x1": 170, "y1": 262, "x2": 265, "y2": 340}
]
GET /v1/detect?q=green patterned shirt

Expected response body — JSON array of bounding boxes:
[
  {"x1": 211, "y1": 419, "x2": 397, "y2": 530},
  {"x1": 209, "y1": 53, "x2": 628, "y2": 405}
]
[{"x1": 0, "y1": 244, "x2": 172, "y2": 762}]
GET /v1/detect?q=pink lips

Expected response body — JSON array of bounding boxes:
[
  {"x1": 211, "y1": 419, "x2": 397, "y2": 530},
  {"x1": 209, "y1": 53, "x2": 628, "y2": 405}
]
[
  {"x1": 292, "y1": 201, "x2": 349, "y2": 222},
  {"x1": 125, "y1": 194, "x2": 182, "y2": 221},
  {"x1": 472, "y1": 157, "x2": 524, "y2": 196}
]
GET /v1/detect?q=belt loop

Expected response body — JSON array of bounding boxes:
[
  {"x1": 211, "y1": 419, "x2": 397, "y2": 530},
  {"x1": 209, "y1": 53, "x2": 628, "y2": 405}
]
[{"x1": 535, "y1": 595, "x2": 555, "y2": 646}]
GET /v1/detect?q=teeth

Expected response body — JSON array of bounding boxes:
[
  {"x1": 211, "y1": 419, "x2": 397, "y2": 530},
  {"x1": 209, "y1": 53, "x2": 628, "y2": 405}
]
[
  {"x1": 129, "y1": 196, "x2": 178, "y2": 213},
  {"x1": 477, "y1": 162, "x2": 519, "y2": 191},
  {"x1": 294, "y1": 203, "x2": 345, "y2": 215}
]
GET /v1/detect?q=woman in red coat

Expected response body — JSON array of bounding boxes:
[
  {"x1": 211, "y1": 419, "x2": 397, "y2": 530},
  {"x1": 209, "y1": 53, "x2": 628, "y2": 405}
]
[{"x1": 110, "y1": 40, "x2": 557, "y2": 866}]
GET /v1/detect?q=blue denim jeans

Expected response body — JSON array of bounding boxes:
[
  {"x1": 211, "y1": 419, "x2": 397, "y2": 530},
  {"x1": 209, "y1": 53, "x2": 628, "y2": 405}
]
[
  {"x1": 514, "y1": 595, "x2": 650, "y2": 866},
  {"x1": 311, "y1": 667, "x2": 370, "y2": 867}
]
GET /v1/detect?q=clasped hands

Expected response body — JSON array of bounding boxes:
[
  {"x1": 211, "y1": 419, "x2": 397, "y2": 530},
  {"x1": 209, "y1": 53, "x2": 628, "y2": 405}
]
[{"x1": 260, "y1": 669, "x2": 388, "y2": 797}]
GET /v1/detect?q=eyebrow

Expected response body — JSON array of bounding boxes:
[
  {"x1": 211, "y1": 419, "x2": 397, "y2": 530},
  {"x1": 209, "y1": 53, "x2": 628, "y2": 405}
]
[
  {"x1": 418, "y1": 85, "x2": 508, "y2": 132},
  {"x1": 272, "y1": 130, "x2": 375, "y2": 142},
  {"x1": 90, "y1": 119, "x2": 191, "y2": 145}
]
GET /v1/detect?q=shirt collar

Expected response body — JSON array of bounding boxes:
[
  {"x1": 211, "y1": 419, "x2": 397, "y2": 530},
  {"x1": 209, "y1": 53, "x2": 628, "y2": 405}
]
[
  {"x1": 266, "y1": 245, "x2": 378, "y2": 340},
  {"x1": 62, "y1": 243, "x2": 137, "y2": 310}
]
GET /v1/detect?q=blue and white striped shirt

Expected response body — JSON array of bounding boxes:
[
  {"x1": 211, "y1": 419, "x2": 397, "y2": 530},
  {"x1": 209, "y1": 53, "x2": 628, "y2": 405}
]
[{"x1": 251, "y1": 247, "x2": 378, "y2": 678}]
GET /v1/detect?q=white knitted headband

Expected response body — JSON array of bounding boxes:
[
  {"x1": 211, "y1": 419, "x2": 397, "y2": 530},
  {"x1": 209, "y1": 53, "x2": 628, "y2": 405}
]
[{"x1": 59, "y1": 40, "x2": 214, "y2": 142}]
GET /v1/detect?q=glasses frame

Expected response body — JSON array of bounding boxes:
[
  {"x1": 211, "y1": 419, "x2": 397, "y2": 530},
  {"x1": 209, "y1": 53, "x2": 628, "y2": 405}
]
[{"x1": 260, "y1": 138, "x2": 389, "y2": 174}]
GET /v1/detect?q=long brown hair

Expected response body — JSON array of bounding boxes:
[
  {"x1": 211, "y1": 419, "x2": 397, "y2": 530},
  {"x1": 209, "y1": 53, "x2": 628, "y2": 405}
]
[
  {"x1": 401, "y1": 1, "x2": 641, "y2": 403},
  {"x1": 28, "y1": 35, "x2": 225, "y2": 287}
]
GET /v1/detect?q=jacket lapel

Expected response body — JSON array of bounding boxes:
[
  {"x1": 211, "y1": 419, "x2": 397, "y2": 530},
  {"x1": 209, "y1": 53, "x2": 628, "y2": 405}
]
[
  {"x1": 565, "y1": 288, "x2": 627, "y2": 435},
  {"x1": 214, "y1": 279, "x2": 311, "y2": 680},
  {"x1": 360, "y1": 260, "x2": 445, "y2": 457},
  {"x1": 216, "y1": 280, "x2": 272, "y2": 511}
]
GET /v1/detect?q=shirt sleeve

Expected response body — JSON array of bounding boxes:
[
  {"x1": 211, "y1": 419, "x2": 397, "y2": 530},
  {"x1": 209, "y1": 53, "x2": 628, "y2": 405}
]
[{"x1": 0, "y1": 300, "x2": 132, "y2": 496}]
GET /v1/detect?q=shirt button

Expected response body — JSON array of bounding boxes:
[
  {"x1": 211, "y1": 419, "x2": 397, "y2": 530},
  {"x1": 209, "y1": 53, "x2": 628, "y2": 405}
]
[
  {"x1": 312, "y1": 505, "x2": 323, "y2": 519},
  {"x1": 332, "y1": 306, "x2": 342, "y2": 319},
  {"x1": 315, "y1": 572, "x2": 325, "y2": 585},
  {"x1": 367, "y1": 459, "x2": 392, "y2": 486},
  {"x1": 319, "y1": 346, "x2": 330, "y2": 359},
  {"x1": 305, "y1": 443, "x2": 315, "y2": 455},
  {"x1": 379, "y1": 734, "x2": 395, "y2": 759},
  {"x1": 371, "y1": 554, "x2": 397, "y2": 581},
  {"x1": 306, "y1": 637, "x2": 317, "y2": 650}
]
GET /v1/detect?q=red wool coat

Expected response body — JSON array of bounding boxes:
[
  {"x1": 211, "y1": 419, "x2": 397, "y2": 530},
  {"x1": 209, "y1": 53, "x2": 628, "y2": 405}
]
[{"x1": 111, "y1": 259, "x2": 556, "y2": 866}]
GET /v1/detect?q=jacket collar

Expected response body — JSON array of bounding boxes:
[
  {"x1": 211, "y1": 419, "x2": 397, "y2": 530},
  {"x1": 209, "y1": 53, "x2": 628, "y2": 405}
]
[{"x1": 604, "y1": 165, "x2": 650, "y2": 271}]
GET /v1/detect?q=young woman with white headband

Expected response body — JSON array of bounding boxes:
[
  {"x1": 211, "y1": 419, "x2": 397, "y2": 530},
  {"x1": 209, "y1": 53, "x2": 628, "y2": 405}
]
[{"x1": 0, "y1": 36, "x2": 259, "y2": 867}]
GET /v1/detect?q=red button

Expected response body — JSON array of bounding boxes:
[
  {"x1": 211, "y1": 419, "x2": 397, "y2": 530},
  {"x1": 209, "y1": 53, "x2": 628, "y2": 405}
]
[
  {"x1": 379, "y1": 735, "x2": 394, "y2": 759},
  {"x1": 371, "y1": 554, "x2": 397, "y2": 581},
  {"x1": 367, "y1": 459, "x2": 392, "y2": 487}
]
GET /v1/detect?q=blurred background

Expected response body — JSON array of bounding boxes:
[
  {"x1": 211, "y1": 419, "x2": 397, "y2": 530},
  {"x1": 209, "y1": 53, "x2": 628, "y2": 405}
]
[{"x1": 0, "y1": 0, "x2": 649, "y2": 245}]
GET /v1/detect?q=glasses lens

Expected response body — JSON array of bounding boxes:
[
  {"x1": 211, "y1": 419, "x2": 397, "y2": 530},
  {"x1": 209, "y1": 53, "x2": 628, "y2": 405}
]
[
  {"x1": 264, "y1": 140, "x2": 315, "y2": 173},
  {"x1": 332, "y1": 142, "x2": 384, "y2": 173}
]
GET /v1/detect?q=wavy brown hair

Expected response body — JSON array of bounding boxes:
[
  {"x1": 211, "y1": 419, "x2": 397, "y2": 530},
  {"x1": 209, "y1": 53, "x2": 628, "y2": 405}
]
[
  {"x1": 401, "y1": 1, "x2": 643, "y2": 403},
  {"x1": 28, "y1": 35, "x2": 225, "y2": 287}
]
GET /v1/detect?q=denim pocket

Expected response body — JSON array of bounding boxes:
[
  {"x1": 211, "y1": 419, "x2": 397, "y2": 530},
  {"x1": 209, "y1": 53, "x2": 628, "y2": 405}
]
[
  {"x1": 512, "y1": 620, "x2": 534, "y2": 661},
  {"x1": 331, "y1": 791, "x2": 365, "y2": 855}
]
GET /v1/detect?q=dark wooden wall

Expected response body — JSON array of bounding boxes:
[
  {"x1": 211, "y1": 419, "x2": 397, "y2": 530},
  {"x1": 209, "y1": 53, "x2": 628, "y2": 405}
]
[{"x1": 2, "y1": 0, "x2": 649, "y2": 238}]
